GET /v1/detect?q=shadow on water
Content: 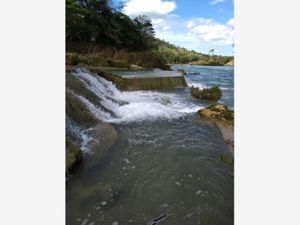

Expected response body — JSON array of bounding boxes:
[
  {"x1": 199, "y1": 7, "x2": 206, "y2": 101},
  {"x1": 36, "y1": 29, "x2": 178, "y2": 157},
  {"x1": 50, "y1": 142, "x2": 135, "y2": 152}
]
[{"x1": 66, "y1": 115, "x2": 233, "y2": 225}]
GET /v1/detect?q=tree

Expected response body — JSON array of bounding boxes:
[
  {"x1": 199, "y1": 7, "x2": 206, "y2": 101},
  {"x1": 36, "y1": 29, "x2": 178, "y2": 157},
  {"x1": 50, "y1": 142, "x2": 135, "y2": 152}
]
[{"x1": 134, "y1": 15, "x2": 155, "y2": 49}]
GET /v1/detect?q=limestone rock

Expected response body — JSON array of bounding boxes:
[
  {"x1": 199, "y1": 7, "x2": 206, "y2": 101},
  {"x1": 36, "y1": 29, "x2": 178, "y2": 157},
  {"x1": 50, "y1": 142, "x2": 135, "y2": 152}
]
[{"x1": 198, "y1": 104, "x2": 234, "y2": 123}]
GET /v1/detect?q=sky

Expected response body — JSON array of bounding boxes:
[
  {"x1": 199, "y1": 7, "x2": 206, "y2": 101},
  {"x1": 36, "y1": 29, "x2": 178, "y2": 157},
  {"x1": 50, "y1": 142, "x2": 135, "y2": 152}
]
[{"x1": 122, "y1": 0, "x2": 234, "y2": 56}]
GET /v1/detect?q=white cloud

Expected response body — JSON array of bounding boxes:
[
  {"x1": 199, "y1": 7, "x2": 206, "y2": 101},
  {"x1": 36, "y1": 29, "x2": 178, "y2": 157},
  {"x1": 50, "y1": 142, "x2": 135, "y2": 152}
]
[
  {"x1": 122, "y1": 0, "x2": 234, "y2": 55},
  {"x1": 227, "y1": 18, "x2": 234, "y2": 26},
  {"x1": 187, "y1": 18, "x2": 234, "y2": 45},
  {"x1": 123, "y1": 0, "x2": 176, "y2": 18},
  {"x1": 210, "y1": 0, "x2": 226, "y2": 5}
]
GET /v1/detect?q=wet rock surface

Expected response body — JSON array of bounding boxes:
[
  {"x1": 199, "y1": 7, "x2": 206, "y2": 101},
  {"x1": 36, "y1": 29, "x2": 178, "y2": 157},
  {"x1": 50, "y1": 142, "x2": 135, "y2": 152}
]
[
  {"x1": 66, "y1": 140, "x2": 83, "y2": 173},
  {"x1": 198, "y1": 104, "x2": 234, "y2": 123},
  {"x1": 198, "y1": 104, "x2": 234, "y2": 151},
  {"x1": 191, "y1": 86, "x2": 222, "y2": 101}
]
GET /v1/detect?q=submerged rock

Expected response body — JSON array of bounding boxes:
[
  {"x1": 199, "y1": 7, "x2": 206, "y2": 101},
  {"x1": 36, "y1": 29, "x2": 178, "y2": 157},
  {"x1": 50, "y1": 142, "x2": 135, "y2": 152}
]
[
  {"x1": 66, "y1": 140, "x2": 83, "y2": 173},
  {"x1": 188, "y1": 72, "x2": 200, "y2": 75},
  {"x1": 191, "y1": 86, "x2": 222, "y2": 101},
  {"x1": 198, "y1": 104, "x2": 234, "y2": 123},
  {"x1": 177, "y1": 69, "x2": 187, "y2": 75}
]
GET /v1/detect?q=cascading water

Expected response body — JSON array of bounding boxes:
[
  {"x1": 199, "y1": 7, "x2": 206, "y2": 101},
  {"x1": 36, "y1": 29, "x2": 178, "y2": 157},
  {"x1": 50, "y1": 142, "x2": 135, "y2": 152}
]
[{"x1": 70, "y1": 68, "x2": 201, "y2": 124}]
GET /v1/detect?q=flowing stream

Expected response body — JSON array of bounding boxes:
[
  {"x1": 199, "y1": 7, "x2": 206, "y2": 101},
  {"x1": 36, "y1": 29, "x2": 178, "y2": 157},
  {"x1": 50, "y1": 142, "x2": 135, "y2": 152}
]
[{"x1": 66, "y1": 66, "x2": 234, "y2": 225}]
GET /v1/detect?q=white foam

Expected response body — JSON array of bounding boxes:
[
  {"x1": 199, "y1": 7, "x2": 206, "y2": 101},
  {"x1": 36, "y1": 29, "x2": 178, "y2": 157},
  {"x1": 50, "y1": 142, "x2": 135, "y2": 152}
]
[
  {"x1": 186, "y1": 80, "x2": 207, "y2": 89},
  {"x1": 66, "y1": 115, "x2": 95, "y2": 153},
  {"x1": 71, "y1": 69, "x2": 200, "y2": 124}
]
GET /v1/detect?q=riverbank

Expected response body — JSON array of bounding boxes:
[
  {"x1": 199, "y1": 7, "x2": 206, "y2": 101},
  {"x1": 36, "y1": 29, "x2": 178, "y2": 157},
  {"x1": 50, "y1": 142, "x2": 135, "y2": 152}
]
[{"x1": 198, "y1": 104, "x2": 234, "y2": 151}]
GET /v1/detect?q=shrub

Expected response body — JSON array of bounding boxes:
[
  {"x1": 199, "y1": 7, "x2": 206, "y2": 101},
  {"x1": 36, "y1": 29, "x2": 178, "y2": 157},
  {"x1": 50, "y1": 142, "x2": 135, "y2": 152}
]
[{"x1": 66, "y1": 53, "x2": 81, "y2": 65}]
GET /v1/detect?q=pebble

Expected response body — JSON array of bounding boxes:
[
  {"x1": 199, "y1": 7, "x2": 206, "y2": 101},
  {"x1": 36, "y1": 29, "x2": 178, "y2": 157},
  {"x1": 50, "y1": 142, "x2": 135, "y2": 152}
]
[
  {"x1": 101, "y1": 201, "x2": 107, "y2": 206},
  {"x1": 81, "y1": 219, "x2": 89, "y2": 225},
  {"x1": 195, "y1": 190, "x2": 202, "y2": 196},
  {"x1": 124, "y1": 159, "x2": 130, "y2": 164},
  {"x1": 175, "y1": 181, "x2": 181, "y2": 186}
]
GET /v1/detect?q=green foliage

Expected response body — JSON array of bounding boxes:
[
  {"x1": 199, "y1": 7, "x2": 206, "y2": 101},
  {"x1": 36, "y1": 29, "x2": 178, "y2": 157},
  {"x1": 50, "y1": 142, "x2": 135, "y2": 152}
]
[
  {"x1": 107, "y1": 59, "x2": 130, "y2": 68},
  {"x1": 66, "y1": 0, "x2": 154, "y2": 51},
  {"x1": 219, "y1": 154, "x2": 234, "y2": 165},
  {"x1": 66, "y1": 51, "x2": 170, "y2": 69},
  {"x1": 152, "y1": 39, "x2": 233, "y2": 65},
  {"x1": 66, "y1": 0, "x2": 233, "y2": 67}
]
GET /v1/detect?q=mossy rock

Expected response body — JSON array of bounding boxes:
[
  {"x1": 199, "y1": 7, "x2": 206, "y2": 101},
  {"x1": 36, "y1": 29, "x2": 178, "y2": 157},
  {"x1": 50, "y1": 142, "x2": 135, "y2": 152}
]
[
  {"x1": 66, "y1": 140, "x2": 82, "y2": 173},
  {"x1": 191, "y1": 86, "x2": 222, "y2": 101},
  {"x1": 198, "y1": 103, "x2": 234, "y2": 123},
  {"x1": 159, "y1": 64, "x2": 171, "y2": 71},
  {"x1": 66, "y1": 73, "x2": 101, "y2": 107},
  {"x1": 66, "y1": 92, "x2": 97, "y2": 128}
]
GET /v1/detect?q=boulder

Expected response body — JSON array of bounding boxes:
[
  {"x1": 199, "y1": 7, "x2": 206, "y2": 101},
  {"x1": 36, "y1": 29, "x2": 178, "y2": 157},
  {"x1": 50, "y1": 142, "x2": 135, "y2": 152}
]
[
  {"x1": 130, "y1": 64, "x2": 145, "y2": 70},
  {"x1": 188, "y1": 72, "x2": 200, "y2": 75},
  {"x1": 191, "y1": 86, "x2": 222, "y2": 101},
  {"x1": 198, "y1": 104, "x2": 234, "y2": 123}
]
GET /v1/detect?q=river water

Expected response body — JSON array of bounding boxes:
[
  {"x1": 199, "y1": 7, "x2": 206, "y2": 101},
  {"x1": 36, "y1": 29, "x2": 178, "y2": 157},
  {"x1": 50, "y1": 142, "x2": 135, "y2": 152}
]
[{"x1": 66, "y1": 65, "x2": 234, "y2": 225}]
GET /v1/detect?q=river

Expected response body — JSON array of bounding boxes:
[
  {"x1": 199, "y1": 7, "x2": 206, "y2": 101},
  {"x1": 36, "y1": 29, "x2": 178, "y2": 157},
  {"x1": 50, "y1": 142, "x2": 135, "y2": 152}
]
[{"x1": 66, "y1": 65, "x2": 234, "y2": 225}]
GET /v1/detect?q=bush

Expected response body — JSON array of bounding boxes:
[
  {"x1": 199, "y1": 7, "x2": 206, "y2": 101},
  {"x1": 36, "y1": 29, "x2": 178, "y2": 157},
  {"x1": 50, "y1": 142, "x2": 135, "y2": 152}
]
[
  {"x1": 90, "y1": 55, "x2": 109, "y2": 67},
  {"x1": 66, "y1": 53, "x2": 81, "y2": 65}
]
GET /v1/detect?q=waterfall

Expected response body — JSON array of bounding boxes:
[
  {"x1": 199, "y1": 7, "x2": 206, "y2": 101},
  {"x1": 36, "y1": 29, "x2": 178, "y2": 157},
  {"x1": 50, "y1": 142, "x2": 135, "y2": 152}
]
[{"x1": 69, "y1": 68, "x2": 201, "y2": 124}]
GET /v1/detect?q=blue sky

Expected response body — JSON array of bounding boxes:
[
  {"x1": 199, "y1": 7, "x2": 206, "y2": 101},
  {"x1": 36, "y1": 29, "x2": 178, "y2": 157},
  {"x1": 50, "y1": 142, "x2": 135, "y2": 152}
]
[
  {"x1": 122, "y1": 0, "x2": 234, "y2": 56},
  {"x1": 173, "y1": 0, "x2": 233, "y2": 24}
]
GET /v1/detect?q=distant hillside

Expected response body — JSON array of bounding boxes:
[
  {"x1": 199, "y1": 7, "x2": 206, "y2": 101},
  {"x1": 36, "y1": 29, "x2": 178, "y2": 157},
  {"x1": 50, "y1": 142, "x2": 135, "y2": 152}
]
[{"x1": 153, "y1": 39, "x2": 233, "y2": 66}]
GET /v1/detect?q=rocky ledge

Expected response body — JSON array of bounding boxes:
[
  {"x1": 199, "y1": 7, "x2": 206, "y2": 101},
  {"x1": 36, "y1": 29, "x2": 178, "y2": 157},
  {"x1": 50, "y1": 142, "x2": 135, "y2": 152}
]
[
  {"x1": 198, "y1": 104, "x2": 234, "y2": 123},
  {"x1": 66, "y1": 140, "x2": 83, "y2": 173}
]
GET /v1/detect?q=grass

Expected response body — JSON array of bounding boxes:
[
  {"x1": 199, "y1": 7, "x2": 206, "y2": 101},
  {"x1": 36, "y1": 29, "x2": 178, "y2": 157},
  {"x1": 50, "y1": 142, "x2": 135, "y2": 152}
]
[{"x1": 66, "y1": 50, "x2": 171, "y2": 70}]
